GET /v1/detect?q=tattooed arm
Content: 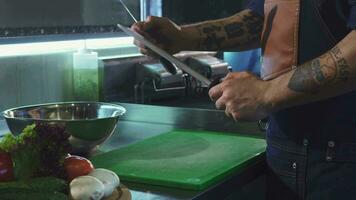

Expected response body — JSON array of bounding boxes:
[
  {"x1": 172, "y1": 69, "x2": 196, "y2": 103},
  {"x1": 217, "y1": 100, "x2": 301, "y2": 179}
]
[
  {"x1": 209, "y1": 31, "x2": 356, "y2": 121},
  {"x1": 181, "y1": 9, "x2": 263, "y2": 51},
  {"x1": 266, "y1": 31, "x2": 356, "y2": 111},
  {"x1": 131, "y1": 9, "x2": 263, "y2": 55}
]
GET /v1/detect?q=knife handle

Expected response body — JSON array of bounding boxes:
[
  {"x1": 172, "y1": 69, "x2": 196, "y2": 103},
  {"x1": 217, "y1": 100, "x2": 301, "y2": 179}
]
[{"x1": 160, "y1": 57, "x2": 178, "y2": 75}]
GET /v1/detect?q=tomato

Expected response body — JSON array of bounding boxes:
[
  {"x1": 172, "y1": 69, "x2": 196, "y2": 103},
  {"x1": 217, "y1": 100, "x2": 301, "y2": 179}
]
[
  {"x1": 0, "y1": 152, "x2": 14, "y2": 182},
  {"x1": 64, "y1": 155, "x2": 94, "y2": 181}
]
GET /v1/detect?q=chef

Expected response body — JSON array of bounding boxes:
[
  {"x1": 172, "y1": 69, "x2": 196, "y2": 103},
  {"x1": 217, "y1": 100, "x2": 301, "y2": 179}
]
[{"x1": 131, "y1": 0, "x2": 356, "y2": 199}]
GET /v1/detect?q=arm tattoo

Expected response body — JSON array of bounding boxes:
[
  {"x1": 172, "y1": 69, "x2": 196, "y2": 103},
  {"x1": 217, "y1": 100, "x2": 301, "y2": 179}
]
[
  {"x1": 225, "y1": 22, "x2": 245, "y2": 39},
  {"x1": 241, "y1": 13, "x2": 264, "y2": 42},
  {"x1": 195, "y1": 10, "x2": 263, "y2": 50},
  {"x1": 200, "y1": 24, "x2": 226, "y2": 50},
  {"x1": 288, "y1": 46, "x2": 350, "y2": 94}
]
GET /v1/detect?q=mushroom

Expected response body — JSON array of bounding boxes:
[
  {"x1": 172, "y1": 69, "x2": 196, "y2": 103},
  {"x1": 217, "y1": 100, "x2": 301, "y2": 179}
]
[
  {"x1": 89, "y1": 168, "x2": 120, "y2": 197},
  {"x1": 70, "y1": 176, "x2": 105, "y2": 200}
]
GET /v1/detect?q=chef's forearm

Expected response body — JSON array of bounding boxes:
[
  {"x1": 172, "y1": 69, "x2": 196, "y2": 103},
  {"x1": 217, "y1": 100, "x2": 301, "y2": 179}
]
[
  {"x1": 180, "y1": 9, "x2": 263, "y2": 51},
  {"x1": 266, "y1": 31, "x2": 356, "y2": 112}
]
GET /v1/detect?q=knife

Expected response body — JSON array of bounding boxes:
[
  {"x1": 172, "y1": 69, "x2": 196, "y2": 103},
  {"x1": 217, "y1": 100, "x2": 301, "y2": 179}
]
[
  {"x1": 118, "y1": 24, "x2": 224, "y2": 88},
  {"x1": 118, "y1": 0, "x2": 178, "y2": 75}
]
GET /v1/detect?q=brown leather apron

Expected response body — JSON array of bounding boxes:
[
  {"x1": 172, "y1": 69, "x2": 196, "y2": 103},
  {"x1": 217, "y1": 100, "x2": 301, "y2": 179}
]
[{"x1": 261, "y1": 0, "x2": 301, "y2": 80}]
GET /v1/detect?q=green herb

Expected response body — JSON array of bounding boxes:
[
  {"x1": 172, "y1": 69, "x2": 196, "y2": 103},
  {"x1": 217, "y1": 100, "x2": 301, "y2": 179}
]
[{"x1": 0, "y1": 134, "x2": 17, "y2": 152}]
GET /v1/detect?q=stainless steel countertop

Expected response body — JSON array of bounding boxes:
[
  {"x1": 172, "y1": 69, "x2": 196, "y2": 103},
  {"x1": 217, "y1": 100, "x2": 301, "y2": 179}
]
[
  {"x1": 0, "y1": 103, "x2": 267, "y2": 200},
  {"x1": 97, "y1": 103, "x2": 265, "y2": 151}
]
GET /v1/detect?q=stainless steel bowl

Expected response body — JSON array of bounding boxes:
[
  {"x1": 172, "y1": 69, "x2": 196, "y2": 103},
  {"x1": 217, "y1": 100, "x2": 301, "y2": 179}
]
[{"x1": 2, "y1": 102, "x2": 126, "y2": 154}]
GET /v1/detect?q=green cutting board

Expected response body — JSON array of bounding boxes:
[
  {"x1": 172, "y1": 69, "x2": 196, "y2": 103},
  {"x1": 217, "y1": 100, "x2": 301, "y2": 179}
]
[{"x1": 91, "y1": 130, "x2": 266, "y2": 190}]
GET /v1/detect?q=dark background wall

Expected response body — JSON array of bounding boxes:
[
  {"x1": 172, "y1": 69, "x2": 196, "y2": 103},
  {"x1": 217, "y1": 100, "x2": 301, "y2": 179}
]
[
  {"x1": 0, "y1": 0, "x2": 248, "y2": 34},
  {"x1": 0, "y1": 0, "x2": 83, "y2": 27},
  {"x1": 162, "y1": 0, "x2": 250, "y2": 24},
  {"x1": 0, "y1": 0, "x2": 140, "y2": 28}
]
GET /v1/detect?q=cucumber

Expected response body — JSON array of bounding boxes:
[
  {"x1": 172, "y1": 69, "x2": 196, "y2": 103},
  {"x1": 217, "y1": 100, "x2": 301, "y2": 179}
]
[
  {"x1": 0, "y1": 191, "x2": 69, "y2": 200},
  {"x1": 29, "y1": 177, "x2": 68, "y2": 192},
  {"x1": 0, "y1": 177, "x2": 68, "y2": 194}
]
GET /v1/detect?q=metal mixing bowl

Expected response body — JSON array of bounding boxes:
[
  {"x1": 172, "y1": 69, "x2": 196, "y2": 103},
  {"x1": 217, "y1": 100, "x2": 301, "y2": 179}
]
[{"x1": 2, "y1": 102, "x2": 126, "y2": 154}]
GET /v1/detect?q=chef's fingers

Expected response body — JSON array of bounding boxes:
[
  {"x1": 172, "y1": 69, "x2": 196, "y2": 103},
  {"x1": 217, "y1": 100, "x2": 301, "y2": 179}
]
[
  {"x1": 225, "y1": 108, "x2": 231, "y2": 118},
  {"x1": 133, "y1": 39, "x2": 145, "y2": 49},
  {"x1": 209, "y1": 83, "x2": 223, "y2": 102},
  {"x1": 231, "y1": 111, "x2": 242, "y2": 122},
  {"x1": 138, "y1": 48, "x2": 157, "y2": 58},
  {"x1": 131, "y1": 22, "x2": 151, "y2": 38},
  {"x1": 133, "y1": 38, "x2": 154, "y2": 56},
  {"x1": 131, "y1": 21, "x2": 162, "y2": 50},
  {"x1": 133, "y1": 36, "x2": 166, "y2": 59},
  {"x1": 215, "y1": 96, "x2": 226, "y2": 110}
]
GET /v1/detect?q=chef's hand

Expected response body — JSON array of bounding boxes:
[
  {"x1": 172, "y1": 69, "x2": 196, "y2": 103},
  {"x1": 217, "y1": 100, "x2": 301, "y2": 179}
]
[
  {"x1": 209, "y1": 72, "x2": 273, "y2": 121},
  {"x1": 131, "y1": 16, "x2": 187, "y2": 56}
]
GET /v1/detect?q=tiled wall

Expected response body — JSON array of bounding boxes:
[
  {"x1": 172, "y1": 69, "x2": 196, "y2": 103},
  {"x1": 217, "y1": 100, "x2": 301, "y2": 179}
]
[{"x1": 0, "y1": 53, "x2": 75, "y2": 112}]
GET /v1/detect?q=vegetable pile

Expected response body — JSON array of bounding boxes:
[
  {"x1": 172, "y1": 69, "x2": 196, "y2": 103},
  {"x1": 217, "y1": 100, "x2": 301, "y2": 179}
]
[
  {"x1": 0, "y1": 123, "x2": 71, "y2": 180},
  {"x1": 0, "y1": 123, "x2": 122, "y2": 200}
]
